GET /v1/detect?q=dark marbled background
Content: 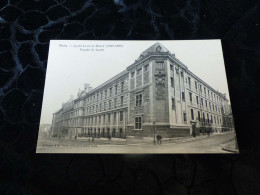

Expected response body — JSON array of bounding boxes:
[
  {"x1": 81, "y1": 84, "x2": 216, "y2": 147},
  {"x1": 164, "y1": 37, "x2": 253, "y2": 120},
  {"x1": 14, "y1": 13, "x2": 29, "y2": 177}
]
[{"x1": 0, "y1": 0, "x2": 260, "y2": 194}]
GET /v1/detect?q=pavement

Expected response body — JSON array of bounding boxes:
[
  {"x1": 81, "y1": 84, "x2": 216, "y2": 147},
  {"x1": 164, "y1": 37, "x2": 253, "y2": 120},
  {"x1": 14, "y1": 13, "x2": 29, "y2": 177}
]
[
  {"x1": 36, "y1": 131, "x2": 237, "y2": 153},
  {"x1": 221, "y1": 140, "x2": 239, "y2": 153}
]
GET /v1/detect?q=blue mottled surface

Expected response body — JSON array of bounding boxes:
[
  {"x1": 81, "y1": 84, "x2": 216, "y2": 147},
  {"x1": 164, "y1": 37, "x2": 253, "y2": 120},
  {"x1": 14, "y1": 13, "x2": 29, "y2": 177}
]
[{"x1": 0, "y1": 0, "x2": 260, "y2": 194}]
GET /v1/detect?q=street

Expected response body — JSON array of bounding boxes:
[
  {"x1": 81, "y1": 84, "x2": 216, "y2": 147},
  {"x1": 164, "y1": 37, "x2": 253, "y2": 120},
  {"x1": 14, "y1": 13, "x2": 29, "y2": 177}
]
[{"x1": 36, "y1": 132, "x2": 237, "y2": 154}]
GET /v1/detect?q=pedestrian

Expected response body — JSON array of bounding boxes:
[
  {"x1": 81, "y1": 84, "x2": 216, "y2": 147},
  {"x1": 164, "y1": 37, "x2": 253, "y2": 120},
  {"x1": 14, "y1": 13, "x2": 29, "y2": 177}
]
[
  {"x1": 156, "y1": 135, "x2": 162, "y2": 144},
  {"x1": 75, "y1": 135, "x2": 77, "y2": 140}
]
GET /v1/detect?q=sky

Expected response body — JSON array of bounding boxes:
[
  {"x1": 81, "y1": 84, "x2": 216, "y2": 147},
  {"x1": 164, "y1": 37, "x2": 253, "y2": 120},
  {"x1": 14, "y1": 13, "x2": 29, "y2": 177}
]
[{"x1": 40, "y1": 40, "x2": 231, "y2": 124}]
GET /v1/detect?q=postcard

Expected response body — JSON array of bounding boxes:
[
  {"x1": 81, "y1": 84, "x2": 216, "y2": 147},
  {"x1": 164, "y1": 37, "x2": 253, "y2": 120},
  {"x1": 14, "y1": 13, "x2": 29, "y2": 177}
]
[{"x1": 37, "y1": 40, "x2": 238, "y2": 153}]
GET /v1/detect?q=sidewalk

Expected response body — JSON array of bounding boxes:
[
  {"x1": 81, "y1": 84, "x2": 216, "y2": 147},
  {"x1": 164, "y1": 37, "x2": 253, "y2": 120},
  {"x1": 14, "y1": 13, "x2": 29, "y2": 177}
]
[
  {"x1": 126, "y1": 131, "x2": 235, "y2": 146},
  {"x1": 221, "y1": 140, "x2": 239, "y2": 153},
  {"x1": 126, "y1": 134, "x2": 208, "y2": 146}
]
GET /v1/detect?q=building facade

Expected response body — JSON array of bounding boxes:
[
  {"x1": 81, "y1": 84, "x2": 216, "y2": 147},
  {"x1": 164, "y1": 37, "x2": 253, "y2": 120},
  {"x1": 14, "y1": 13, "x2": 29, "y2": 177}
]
[{"x1": 52, "y1": 43, "x2": 234, "y2": 139}]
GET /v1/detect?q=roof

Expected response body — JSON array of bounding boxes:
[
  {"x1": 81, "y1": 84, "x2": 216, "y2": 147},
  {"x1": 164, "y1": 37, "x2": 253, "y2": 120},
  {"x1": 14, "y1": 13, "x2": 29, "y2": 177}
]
[{"x1": 137, "y1": 42, "x2": 171, "y2": 60}]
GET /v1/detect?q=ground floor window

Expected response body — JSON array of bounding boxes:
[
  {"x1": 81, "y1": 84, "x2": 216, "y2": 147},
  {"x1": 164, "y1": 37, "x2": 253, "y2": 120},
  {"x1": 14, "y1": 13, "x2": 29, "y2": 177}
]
[
  {"x1": 119, "y1": 128, "x2": 123, "y2": 138},
  {"x1": 135, "y1": 117, "x2": 142, "y2": 129},
  {"x1": 183, "y1": 112, "x2": 187, "y2": 122}
]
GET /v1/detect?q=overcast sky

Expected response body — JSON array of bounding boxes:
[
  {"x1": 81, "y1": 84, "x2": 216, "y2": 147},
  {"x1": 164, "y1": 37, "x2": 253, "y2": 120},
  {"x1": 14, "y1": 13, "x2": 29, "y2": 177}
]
[{"x1": 40, "y1": 40, "x2": 231, "y2": 124}]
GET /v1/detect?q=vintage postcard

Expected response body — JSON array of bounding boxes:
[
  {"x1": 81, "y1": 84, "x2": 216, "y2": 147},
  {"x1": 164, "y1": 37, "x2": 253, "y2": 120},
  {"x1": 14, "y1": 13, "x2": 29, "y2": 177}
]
[{"x1": 37, "y1": 40, "x2": 238, "y2": 153}]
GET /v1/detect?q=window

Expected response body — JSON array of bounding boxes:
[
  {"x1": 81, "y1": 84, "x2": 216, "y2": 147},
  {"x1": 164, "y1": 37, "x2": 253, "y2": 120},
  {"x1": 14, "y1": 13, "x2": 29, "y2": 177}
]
[
  {"x1": 198, "y1": 111, "x2": 201, "y2": 121},
  {"x1": 189, "y1": 92, "x2": 192, "y2": 102},
  {"x1": 101, "y1": 92, "x2": 102, "y2": 100},
  {"x1": 175, "y1": 67, "x2": 179, "y2": 75},
  {"x1": 110, "y1": 87, "x2": 112, "y2": 97},
  {"x1": 96, "y1": 105, "x2": 98, "y2": 112},
  {"x1": 131, "y1": 72, "x2": 135, "y2": 78},
  {"x1": 135, "y1": 117, "x2": 142, "y2": 129},
  {"x1": 144, "y1": 64, "x2": 149, "y2": 72},
  {"x1": 114, "y1": 112, "x2": 116, "y2": 121},
  {"x1": 114, "y1": 98, "x2": 117, "y2": 108},
  {"x1": 195, "y1": 81, "x2": 197, "y2": 90},
  {"x1": 170, "y1": 64, "x2": 173, "y2": 71},
  {"x1": 181, "y1": 71, "x2": 183, "y2": 77},
  {"x1": 120, "y1": 111, "x2": 123, "y2": 121},
  {"x1": 136, "y1": 94, "x2": 142, "y2": 106},
  {"x1": 204, "y1": 87, "x2": 206, "y2": 96},
  {"x1": 213, "y1": 104, "x2": 215, "y2": 111},
  {"x1": 157, "y1": 62, "x2": 163, "y2": 69},
  {"x1": 188, "y1": 77, "x2": 191, "y2": 88},
  {"x1": 109, "y1": 100, "x2": 111, "y2": 109},
  {"x1": 200, "y1": 85, "x2": 202, "y2": 93},
  {"x1": 137, "y1": 68, "x2": 142, "y2": 75},
  {"x1": 203, "y1": 113, "x2": 205, "y2": 122},
  {"x1": 97, "y1": 94, "x2": 99, "y2": 101},
  {"x1": 209, "y1": 102, "x2": 211, "y2": 110},
  {"x1": 182, "y1": 92, "x2": 185, "y2": 101},
  {"x1": 191, "y1": 109, "x2": 194, "y2": 120},
  {"x1": 183, "y1": 112, "x2": 187, "y2": 122},
  {"x1": 121, "y1": 82, "x2": 124, "y2": 93},
  {"x1": 196, "y1": 96, "x2": 199, "y2": 104},
  {"x1": 201, "y1": 98, "x2": 203, "y2": 106},
  {"x1": 207, "y1": 113, "x2": 209, "y2": 123},
  {"x1": 205, "y1": 100, "x2": 207, "y2": 107},
  {"x1": 208, "y1": 90, "x2": 210, "y2": 98},
  {"x1": 171, "y1": 77, "x2": 174, "y2": 87},
  {"x1": 211, "y1": 115, "x2": 213, "y2": 123},
  {"x1": 104, "y1": 102, "x2": 106, "y2": 111},
  {"x1": 115, "y1": 85, "x2": 118, "y2": 95},
  {"x1": 172, "y1": 98, "x2": 175, "y2": 110},
  {"x1": 121, "y1": 96, "x2": 123, "y2": 106},
  {"x1": 108, "y1": 113, "x2": 111, "y2": 122},
  {"x1": 105, "y1": 90, "x2": 107, "y2": 98}
]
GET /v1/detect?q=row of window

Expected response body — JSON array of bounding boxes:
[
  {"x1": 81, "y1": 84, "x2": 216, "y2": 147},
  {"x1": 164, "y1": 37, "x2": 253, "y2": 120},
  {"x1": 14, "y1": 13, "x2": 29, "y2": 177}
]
[
  {"x1": 171, "y1": 93, "x2": 222, "y2": 114},
  {"x1": 187, "y1": 109, "x2": 223, "y2": 126},
  {"x1": 85, "y1": 96, "x2": 124, "y2": 114},
  {"x1": 84, "y1": 81, "x2": 125, "y2": 106},
  {"x1": 169, "y1": 63, "x2": 223, "y2": 104},
  {"x1": 131, "y1": 64, "x2": 149, "y2": 78},
  {"x1": 83, "y1": 111, "x2": 124, "y2": 125}
]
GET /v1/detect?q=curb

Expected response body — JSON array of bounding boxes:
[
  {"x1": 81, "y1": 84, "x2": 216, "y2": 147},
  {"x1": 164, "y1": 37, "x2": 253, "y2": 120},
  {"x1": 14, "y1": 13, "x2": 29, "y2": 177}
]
[{"x1": 221, "y1": 146, "x2": 239, "y2": 153}]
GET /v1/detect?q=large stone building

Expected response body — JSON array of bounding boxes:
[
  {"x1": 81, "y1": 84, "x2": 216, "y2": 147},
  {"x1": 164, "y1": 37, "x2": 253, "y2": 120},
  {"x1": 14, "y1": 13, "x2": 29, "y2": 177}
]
[{"x1": 51, "y1": 43, "x2": 234, "y2": 139}]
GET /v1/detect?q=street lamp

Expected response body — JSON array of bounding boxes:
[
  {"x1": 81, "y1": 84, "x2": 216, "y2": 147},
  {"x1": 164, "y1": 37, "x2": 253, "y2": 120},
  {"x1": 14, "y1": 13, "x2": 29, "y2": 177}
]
[{"x1": 153, "y1": 120, "x2": 156, "y2": 145}]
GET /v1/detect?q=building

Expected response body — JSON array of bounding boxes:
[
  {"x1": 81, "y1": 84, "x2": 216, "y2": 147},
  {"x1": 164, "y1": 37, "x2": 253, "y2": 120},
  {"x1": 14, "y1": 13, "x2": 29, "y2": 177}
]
[{"x1": 51, "y1": 42, "x2": 234, "y2": 139}]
